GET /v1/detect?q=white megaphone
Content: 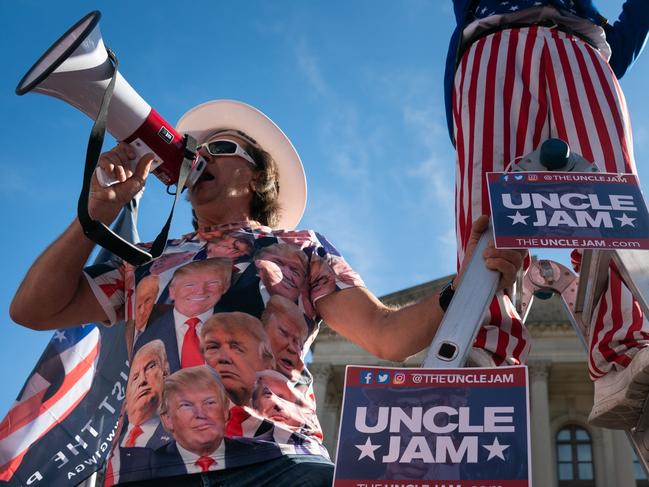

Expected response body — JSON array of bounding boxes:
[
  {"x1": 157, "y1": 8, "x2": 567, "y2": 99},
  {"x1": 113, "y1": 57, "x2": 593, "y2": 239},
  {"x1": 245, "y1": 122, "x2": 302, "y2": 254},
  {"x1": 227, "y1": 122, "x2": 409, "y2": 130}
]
[{"x1": 16, "y1": 10, "x2": 205, "y2": 188}]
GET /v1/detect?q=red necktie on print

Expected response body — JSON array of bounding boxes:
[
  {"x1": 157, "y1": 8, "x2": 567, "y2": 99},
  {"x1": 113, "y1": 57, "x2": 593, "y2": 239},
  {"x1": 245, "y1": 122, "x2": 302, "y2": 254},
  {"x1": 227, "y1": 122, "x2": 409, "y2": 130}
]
[
  {"x1": 124, "y1": 424, "x2": 143, "y2": 448},
  {"x1": 196, "y1": 455, "x2": 215, "y2": 472},
  {"x1": 225, "y1": 405, "x2": 251, "y2": 437},
  {"x1": 181, "y1": 317, "x2": 204, "y2": 368}
]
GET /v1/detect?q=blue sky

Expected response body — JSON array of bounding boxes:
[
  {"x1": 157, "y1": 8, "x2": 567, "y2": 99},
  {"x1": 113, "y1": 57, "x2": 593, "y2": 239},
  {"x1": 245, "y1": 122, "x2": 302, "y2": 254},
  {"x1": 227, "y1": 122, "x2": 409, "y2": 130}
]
[{"x1": 1, "y1": 1, "x2": 647, "y2": 417}]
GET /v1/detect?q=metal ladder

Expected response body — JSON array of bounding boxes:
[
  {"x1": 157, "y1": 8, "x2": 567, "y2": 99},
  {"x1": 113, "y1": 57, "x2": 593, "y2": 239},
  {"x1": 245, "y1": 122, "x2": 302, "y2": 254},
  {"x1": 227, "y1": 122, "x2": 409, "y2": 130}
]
[
  {"x1": 521, "y1": 252, "x2": 649, "y2": 474},
  {"x1": 421, "y1": 138, "x2": 649, "y2": 472}
]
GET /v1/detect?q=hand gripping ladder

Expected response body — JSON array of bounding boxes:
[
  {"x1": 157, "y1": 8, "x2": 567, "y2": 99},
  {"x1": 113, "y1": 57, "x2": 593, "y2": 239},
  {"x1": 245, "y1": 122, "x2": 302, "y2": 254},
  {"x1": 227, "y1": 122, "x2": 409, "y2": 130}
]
[{"x1": 422, "y1": 138, "x2": 597, "y2": 368}]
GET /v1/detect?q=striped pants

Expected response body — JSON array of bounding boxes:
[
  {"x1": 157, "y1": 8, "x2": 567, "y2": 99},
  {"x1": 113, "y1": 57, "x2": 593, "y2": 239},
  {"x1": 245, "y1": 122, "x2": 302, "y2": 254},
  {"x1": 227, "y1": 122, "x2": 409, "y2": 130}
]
[{"x1": 453, "y1": 25, "x2": 647, "y2": 378}]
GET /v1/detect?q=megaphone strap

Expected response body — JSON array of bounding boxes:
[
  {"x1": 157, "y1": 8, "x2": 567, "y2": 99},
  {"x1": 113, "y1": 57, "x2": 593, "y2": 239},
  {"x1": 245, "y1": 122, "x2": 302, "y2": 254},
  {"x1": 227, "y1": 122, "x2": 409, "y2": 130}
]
[
  {"x1": 77, "y1": 48, "x2": 194, "y2": 267},
  {"x1": 147, "y1": 136, "x2": 196, "y2": 259}
]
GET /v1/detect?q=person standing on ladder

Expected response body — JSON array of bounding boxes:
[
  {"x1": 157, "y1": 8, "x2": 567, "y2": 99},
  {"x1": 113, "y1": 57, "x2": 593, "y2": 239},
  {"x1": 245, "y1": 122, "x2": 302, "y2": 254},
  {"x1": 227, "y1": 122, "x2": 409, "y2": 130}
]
[{"x1": 445, "y1": 0, "x2": 649, "y2": 428}]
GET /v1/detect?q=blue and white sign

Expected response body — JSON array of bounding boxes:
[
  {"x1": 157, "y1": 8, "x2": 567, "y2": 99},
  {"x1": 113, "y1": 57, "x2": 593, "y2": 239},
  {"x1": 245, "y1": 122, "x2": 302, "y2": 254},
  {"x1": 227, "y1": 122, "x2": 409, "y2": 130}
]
[
  {"x1": 333, "y1": 366, "x2": 531, "y2": 487},
  {"x1": 487, "y1": 172, "x2": 649, "y2": 249}
]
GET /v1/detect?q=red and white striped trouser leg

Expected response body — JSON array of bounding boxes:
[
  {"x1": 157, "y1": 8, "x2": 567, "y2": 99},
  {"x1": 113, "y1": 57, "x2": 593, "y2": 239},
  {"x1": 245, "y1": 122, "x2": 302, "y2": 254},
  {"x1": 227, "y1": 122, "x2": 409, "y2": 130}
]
[{"x1": 453, "y1": 26, "x2": 645, "y2": 372}]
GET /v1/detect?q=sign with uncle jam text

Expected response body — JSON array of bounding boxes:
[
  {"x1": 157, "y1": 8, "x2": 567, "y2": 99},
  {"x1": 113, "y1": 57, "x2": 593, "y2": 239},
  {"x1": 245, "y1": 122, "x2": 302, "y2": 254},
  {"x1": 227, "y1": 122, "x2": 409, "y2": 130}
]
[
  {"x1": 487, "y1": 172, "x2": 649, "y2": 250},
  {"x1": 332, "y1": 365, "x2": 531, "y2": 487}
]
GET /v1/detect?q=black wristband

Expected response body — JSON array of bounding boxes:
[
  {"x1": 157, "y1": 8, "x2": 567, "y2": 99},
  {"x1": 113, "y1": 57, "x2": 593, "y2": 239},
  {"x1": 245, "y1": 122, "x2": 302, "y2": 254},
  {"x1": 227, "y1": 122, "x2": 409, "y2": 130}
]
[{"x1": 438, "y1": 279, "x2": 456, "y2": 312}]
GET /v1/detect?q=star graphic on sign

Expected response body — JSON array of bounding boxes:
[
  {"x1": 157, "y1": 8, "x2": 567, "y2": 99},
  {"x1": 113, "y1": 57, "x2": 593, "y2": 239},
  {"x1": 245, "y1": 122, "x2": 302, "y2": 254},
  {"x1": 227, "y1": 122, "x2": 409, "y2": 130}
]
[
  {"x1": 508, "y1": 211, "x2": 529, "y2": 225},
  {"x1": 53, "y1": 330, "x2": 67, "y2": 343},
  {"x1": 355, "y1": 437, "x2": 381, "y2": 461},
  {"x1": 483, "y1": 437, "x2": 510, "y2": 461},
  {"x1": 616, "y1": 213, "x2": 636, "y2": 227}
]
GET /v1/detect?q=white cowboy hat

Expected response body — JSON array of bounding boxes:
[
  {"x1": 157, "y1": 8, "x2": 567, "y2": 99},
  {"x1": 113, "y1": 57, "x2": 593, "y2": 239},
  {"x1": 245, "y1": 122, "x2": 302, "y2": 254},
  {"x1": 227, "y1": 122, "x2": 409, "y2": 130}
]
[{"x1": 176, "y1": 99, "x2": 307, "y2": 229}]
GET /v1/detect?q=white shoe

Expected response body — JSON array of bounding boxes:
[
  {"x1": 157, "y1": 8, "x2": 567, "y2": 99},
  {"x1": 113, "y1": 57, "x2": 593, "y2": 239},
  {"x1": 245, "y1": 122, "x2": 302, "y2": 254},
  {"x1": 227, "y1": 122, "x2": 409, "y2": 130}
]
[
  {"x1": 466, "y1": 348, "x2": 497, "y2": 367},
  {"x1": 588, "y1": 347, "x2": 649, "y2": 430}
]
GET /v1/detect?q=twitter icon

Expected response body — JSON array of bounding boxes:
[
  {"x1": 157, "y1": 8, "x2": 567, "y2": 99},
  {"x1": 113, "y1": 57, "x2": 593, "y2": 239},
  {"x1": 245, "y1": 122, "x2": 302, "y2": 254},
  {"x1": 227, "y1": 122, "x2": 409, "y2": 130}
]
[{"x1": 376, "y1": 371, "x2": 391, "y2": 384}]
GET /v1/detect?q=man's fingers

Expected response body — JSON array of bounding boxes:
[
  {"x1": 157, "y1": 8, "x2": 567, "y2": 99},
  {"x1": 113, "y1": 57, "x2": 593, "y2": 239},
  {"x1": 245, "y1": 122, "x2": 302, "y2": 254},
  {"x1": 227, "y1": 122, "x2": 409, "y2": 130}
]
[
  {"x1": 460, "y1": 215, "x2": 527, "y2": 292},
  {"x1": 483, "y1": 247, "x2": 527, "y2": 290},
  {"x1": 484, "y1": 257, "x2": 518, "y2": 287},
  {"x1": 116, "y1": 141, "x2": 136, "y2": 160},
  {"x1": 120, "y1": 153, "x2": 154, "y2": 195},
  {"x1": 470, "y1": 215, "x2": 490, "y2": 237},
  {"x1": 134, "y1": 153, "x2": 155, "y2": 184},
  {"x1": 466, "y1": 215, "x2": 490, "y2": 251},
  {"x1": 483, "y1": 247, "x2": 526, "y2": 266},
  {"x1": 102, "y1": 143, "x2": 135, "y2": 168}
]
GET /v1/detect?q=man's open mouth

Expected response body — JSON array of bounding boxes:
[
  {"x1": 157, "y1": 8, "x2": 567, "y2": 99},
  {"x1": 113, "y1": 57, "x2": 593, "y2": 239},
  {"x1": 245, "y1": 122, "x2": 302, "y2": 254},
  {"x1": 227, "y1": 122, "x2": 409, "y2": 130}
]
[
  {"x1": 194, "y1": 170, "x2": 215, "y2": 186},
  {"x1": 279, "y1": 357, "x2": 294, "y2": 369}
]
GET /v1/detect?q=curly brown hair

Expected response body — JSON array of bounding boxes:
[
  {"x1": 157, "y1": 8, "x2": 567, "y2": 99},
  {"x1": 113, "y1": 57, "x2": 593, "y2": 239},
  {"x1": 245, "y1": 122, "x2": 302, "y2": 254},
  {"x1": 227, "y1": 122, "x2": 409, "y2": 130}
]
[{"x1": 246, "y1": 141, "x2": 281, "y2": 227}]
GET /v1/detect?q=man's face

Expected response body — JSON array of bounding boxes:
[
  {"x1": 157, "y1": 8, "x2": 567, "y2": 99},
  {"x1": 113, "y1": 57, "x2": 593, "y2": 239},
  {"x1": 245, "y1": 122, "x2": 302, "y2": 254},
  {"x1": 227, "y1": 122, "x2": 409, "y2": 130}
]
[
  {"x1": 169, "y1": 268, "x2": 228, "y2": 317},
  {"x1": 125, "y1": 349, "x2": 166, "y2": 425},
  {"x1": 264, "y1": 309, "x2": 306, "y2": 381},
  {"x1": 188, "y1": 135, "x2": 257, "y2": 209},
  {"x1": 309, "y1": 254, "x2": 336, "y2": 298},
  {"x1": 161, "y1": 385, "x2": 226, "y2": 455},
  {"x1": 254, "y1": 376, "x2": 305, "y2": 428},
  {"x1": 207, "y1": 236, "x2": 252, "y2": 260},
  {"x1": 255, "y1": 246, "x2": 306, "y2": 302},
  {"x1": 202, "y1": 327, "x2": 266, "y2": 404},
  {"x1": 135, "y1": 278, "x2": 158, "y2": 331}
]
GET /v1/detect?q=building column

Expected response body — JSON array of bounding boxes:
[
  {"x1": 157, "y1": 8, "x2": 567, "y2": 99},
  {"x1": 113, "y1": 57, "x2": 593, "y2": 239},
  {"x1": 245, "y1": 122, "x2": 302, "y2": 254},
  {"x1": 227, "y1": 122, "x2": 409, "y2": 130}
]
[
  {"x1": 310, "y1": 363, "x2": 332, "y2": 409},
  {"x1": 529, "y1": 361, "x2": 556, "y2": 487},
  {"x1": 606, "y1": 430, "x2": 636, "y2": 487}
]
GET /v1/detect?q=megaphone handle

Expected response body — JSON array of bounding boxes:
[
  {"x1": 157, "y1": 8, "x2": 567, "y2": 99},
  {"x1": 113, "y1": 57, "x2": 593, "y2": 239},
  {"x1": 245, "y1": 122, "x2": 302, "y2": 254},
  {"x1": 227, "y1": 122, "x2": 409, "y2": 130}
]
[
  {"x1": 96, "y1": 166, "x2": 126, "y2": 187},
  {"x1": 95, "y1": 142, "x2": 164, "y2": 187}
]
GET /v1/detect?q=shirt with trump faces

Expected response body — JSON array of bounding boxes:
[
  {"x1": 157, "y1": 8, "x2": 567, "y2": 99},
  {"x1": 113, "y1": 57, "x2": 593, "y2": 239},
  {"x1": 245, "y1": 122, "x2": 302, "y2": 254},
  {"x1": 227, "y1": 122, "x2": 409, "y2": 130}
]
[{"x1": 84, "y1": 221, "x2": 364, "y2": 484}]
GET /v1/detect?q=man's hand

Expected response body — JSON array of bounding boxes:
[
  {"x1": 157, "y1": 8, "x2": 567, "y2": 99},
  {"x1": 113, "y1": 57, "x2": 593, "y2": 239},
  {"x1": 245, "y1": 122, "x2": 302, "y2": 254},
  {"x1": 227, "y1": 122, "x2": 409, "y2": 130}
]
[
  {"x1": 459, "y1": 215, "x2": 527, "y2": 292},
  {"x1": 11, "y1": 143, "x2": 154, "y2": 330},
  {"x1": 89, "y1": 142, "x2": 154, "y2": 225}
]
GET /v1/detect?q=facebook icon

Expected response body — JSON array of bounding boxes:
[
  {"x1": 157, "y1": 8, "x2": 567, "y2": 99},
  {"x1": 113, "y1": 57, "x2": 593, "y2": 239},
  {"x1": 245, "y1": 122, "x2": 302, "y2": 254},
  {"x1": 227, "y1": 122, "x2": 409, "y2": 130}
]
[{"x1": 360, "y1": 371, "x2": 373, "y2": 384}]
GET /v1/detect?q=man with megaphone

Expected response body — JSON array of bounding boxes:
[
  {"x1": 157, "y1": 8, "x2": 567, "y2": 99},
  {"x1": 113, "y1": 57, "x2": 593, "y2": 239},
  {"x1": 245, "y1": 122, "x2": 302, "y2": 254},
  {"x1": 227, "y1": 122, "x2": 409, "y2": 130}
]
[{"x1": 10, "y1": 99, "x2": 526, "y2": 486}]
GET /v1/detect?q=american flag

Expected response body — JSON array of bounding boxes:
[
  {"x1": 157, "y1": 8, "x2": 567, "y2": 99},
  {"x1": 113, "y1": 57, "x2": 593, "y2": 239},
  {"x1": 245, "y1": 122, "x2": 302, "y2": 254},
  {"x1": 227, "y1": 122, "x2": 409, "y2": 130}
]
[
  {"x1": 0, "y1": 326, "x2": 101, "y2": 480},
  {"x1": 0, "y1": 198, "x2": 140, "y2": 486}
]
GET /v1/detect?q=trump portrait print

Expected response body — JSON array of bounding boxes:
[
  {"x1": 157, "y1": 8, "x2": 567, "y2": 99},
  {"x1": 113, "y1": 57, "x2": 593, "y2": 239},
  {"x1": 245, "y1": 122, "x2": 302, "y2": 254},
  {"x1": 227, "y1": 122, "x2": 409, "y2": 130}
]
[{"x1": 83, "y1": 221, "x2": 364, "y2": 484}]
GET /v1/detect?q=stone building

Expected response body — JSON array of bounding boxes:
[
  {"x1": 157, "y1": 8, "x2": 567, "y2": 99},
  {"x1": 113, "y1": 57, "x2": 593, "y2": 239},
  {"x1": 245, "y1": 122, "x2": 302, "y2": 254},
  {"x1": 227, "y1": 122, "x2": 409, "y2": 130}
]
[{"x1": 311, "y1": 275, "x2": 648, "y2": 487}]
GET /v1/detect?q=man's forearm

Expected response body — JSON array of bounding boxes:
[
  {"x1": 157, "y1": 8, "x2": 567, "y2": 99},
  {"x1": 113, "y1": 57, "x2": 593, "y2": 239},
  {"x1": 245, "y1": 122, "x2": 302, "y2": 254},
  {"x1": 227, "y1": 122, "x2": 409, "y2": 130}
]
[
  {"x1": 605, "y1": 0, "x2": 649, "y2": 78},
  {"x1": 372, "y1": 292, "x2": 447, "y2": 361},
  {"x1": 317, "y1": 286, "x2": 447, "y2": 363},
  {"x1": 10, "y1": 218, "x2": 102, "y2": 329}
]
